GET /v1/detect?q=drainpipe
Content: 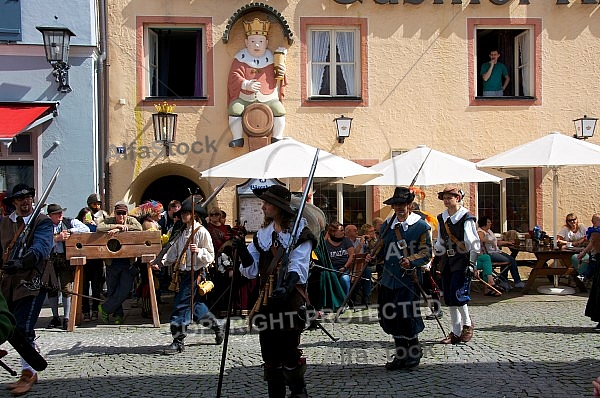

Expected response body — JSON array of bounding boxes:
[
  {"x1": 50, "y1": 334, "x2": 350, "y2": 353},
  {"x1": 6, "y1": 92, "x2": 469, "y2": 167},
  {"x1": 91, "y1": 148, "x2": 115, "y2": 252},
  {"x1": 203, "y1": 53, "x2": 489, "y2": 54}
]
[{"x1": 97, "y1": 0, "x2": 110, "y2": 206}]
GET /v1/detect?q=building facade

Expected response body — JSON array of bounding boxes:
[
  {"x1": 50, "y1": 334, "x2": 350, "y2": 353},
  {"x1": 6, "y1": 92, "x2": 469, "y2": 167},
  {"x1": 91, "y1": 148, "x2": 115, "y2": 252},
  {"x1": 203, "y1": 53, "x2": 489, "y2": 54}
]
[
  {"x1": 106, "y1": 0, "x2": 600, "y2": 234},
  {"x1": 0, "y1": 0, "x2": 104, "y2": 215}
]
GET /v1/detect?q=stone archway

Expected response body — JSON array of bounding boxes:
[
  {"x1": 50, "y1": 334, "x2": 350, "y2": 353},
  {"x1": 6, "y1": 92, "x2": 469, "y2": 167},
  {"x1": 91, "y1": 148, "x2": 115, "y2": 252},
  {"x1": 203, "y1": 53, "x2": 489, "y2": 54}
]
[
  {"x1": 124, "y1": 163, "x2": 211, "y2": 207},
  {"x1": 141, "y1": 175, "x2": 201, "y2": 208}
]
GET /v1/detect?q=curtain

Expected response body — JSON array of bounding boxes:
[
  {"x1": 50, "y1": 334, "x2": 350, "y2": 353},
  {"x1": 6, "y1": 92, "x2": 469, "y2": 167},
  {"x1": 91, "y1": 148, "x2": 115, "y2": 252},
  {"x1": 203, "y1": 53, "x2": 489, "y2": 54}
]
[
  {"x1": 158, "y1": 34, "x2": 170, "y2": 96},
  {"x1": 194, "y1": 30, "x2": 203, "y2": 97},
  {"x1": 518, "y1": 32, "x2": 530, "y2": 96},
  {"x1": 311, "y1": 31, "x2": 330, "y2": 96},
  {"x1": 336, "y1": 31, "x2": 354, "y2": 96}
]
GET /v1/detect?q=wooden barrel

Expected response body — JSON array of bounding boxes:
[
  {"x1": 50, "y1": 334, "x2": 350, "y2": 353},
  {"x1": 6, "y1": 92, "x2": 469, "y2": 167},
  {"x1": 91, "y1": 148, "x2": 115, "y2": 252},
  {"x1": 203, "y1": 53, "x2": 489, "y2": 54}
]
[{"x1": 242, "y1": 103, "x2": 274, "y2": 137}]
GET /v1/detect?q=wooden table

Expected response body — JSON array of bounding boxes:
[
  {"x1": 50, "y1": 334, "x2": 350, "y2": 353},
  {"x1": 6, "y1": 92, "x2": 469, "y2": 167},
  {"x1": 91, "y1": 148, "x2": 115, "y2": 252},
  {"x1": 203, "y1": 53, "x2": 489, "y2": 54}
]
[
  {"x1": 65, "y1": 231, "x2": 162, "y2": 331},
  {"x1": 508, "y1": 245, "x2": 587, "y2": 294}
]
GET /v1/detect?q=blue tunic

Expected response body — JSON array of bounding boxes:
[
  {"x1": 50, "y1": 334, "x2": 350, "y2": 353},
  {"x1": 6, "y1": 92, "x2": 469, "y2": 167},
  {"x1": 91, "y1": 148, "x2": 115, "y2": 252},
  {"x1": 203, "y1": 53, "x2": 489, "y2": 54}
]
[{"x1": 377, "y1": 216, "x2": 432, "y2": 338}]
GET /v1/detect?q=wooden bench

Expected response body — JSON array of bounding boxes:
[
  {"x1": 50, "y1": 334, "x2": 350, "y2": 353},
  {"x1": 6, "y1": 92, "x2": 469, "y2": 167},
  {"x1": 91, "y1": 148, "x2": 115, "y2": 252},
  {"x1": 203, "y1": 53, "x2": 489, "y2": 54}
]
[{"x1": 65, "y1": 231, "x2": 161, "y2": 331}]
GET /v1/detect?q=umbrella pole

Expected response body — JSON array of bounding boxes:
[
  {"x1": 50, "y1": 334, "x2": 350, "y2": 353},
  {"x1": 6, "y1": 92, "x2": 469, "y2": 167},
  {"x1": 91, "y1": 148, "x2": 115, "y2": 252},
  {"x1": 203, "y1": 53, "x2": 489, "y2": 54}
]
[{"x1": 553, "y1": 168, "x2": 559, "y2": 287}]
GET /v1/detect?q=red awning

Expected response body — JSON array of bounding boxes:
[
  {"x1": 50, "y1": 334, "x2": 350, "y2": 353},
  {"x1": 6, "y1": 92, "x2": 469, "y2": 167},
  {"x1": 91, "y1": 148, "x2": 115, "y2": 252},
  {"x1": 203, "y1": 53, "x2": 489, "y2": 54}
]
[{"x1": 0, "y1": 103, "x2": 58, "y2": 140}]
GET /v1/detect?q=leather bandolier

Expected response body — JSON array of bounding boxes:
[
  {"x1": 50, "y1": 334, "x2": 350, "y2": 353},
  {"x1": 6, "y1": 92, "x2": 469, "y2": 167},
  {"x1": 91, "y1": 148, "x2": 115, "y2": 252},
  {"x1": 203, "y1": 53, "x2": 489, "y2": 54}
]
[
  {"x1": 251, "y1": 227, "x2": 316, "y2": 332},
  {"x1": 0, "y1": 214, "x2": 56, "y2": 302},
  {"x1": 437, "y1": 212, "x2": 475, "y2": 273}
]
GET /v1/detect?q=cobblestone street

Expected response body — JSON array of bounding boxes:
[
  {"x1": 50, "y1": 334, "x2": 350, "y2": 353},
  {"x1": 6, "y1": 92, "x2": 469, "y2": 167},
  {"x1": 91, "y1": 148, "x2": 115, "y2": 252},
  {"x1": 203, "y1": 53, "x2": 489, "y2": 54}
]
[{"x1": 0, "y1": 287, "x2": 598, "y2": 398}]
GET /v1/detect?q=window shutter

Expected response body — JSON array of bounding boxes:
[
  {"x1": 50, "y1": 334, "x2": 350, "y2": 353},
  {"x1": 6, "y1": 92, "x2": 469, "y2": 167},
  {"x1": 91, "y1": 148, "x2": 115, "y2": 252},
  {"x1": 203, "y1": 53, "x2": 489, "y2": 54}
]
[{"x1": 0, "y1": 0, "x2": 21, "y2": 42}]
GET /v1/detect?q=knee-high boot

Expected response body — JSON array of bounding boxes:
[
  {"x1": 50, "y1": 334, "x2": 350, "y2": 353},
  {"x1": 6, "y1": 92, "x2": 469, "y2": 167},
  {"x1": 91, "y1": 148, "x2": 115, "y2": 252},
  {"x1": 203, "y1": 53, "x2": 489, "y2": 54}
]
[
  {"x1": 164, "y1": 324, "x2": 186, "y2": 354},
  {"x1": 283, "y1": 358, "x2": 308, "y2": 398},
  {"x1": 264, "y1": 363, "x2": 286, "y2": 398},
  {"x1": 385, "y1": 337, "x2": 408, "y2": 370},
  {"x1": 404, "y1": 337, "x2": 423, "y2": 369},
  {"x1": 202, "y1": 312, "x2": 224, "y2": 345}
]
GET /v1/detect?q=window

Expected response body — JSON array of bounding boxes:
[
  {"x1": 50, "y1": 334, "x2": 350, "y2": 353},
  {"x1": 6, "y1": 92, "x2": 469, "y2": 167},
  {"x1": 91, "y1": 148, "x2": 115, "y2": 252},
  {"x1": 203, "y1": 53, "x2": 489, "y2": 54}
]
[
  {"x1": 313, "y1": 179, "x2": 368, "y2": 227},
  {"x1": 301, "y1": 17, "x2": 368, "y2": 107},
  {"x1": 147, "y1": 27, "x2": 205, "y2": 98},
  {"x1": 0, "y1": 132, "x2": 34, "y2": 214},
  {"x1": 309, "y1": 28, "x2": 358, "y2": 98},
  {"x1": 476, "y1": 28, "x2": 532, "y2": 97},
  {"x1": 468, "y1": 18, "x2": 541, "y2": 106},
  {"x1": 0, "y1": 0, "x2": 22, "y2": 42},
  {"x1": 478, "y1": 169, "x2": 531, "y2": 233}
]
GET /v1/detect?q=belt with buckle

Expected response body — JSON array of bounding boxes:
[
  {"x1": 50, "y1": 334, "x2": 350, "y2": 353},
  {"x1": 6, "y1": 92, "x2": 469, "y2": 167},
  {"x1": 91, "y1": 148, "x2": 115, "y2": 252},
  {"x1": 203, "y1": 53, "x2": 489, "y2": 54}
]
[{"x1": 446, "y1": 249, "x2": 456, "y2": 257}]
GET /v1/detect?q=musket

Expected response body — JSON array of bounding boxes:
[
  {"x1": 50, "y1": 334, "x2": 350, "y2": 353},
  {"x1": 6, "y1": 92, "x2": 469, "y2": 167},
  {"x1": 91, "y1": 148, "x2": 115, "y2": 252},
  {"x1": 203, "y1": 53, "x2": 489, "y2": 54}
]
[
  {"x1": 3, "y1": 167, "x2": 60, "y2": 264},
  {"x1": 275, "y1": 149, "x2": 319, "y2": 289},
  {"x1": 310, "y1": 263, "x2": 370, "y2": 281},
  {"x1": 333, "y1": 220, "x2": 392, "y2": 323},
  {"x1": 216, "y1": 229, "x2": 242, "y2": 398},
  {"x1": 19, "y1": 279, "x2": 101, "y2": 302},
  {"x1": 151, "y1": 178, "x2": 229, "y2": 267},
  {"x1": 474, "y1": 274, "x2": 502, "y2": 295},
  {"x1": 197, "y1": 178, "x2": 229, "y2": 207},
  {"x1": 248, "y1": 150, "x2": 319, "y2": 326},
  {"x1": 333, "y1": 149, "x2": 433, "y2": 322}
]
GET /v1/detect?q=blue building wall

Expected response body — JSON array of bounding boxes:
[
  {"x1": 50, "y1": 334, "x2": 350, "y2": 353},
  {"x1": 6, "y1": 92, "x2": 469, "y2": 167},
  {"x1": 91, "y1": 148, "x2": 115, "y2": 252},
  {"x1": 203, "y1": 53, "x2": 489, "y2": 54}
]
[{"x1": 0, "y1": 0, "x2": 100, "y2": 218}]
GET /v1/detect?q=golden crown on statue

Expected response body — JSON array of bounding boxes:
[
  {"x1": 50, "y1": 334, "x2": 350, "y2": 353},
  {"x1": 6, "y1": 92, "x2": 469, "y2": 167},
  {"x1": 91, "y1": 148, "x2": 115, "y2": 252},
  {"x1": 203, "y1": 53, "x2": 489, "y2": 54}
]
[{"x1": 243, "y1": 18, "x2": 270, "y2": 37}]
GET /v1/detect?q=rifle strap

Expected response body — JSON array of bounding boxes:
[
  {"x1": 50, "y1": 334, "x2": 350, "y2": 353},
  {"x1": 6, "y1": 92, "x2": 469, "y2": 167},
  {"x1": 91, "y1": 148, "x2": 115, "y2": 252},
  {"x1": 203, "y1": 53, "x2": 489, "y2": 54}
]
[
  {"x1": 393, "y1": 225, "x2": 411, "y2": 268},
  {"x1": 174, "y1": 226, "x2": 201, "y2": 270},
  {"x1": 3, "y1": 222, "x2": 25, "y2": 263},
  {"x1": 443, "y1": 220, "x2": 467, "y2": 253}
]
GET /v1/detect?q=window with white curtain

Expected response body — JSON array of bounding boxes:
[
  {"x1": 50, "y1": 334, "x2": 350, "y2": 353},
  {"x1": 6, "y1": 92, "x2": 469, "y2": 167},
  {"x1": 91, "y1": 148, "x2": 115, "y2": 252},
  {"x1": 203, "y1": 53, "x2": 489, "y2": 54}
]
[{"x1": 308, "y1": 27, "x2": 360, "y2": 98}]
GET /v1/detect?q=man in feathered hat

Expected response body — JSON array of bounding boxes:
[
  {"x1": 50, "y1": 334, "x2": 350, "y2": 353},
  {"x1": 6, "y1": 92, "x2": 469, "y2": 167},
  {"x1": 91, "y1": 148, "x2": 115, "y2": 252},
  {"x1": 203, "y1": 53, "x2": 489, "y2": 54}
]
[{"x1": 367, "y1": 187, "x2": 432, "y2": 370}]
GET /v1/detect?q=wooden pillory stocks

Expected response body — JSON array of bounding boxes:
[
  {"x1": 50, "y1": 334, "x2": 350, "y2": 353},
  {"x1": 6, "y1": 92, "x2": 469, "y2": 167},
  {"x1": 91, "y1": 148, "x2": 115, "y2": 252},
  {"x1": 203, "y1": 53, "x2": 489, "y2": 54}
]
[{"x1": 65, "y1": 231, "x2": 162, "y2": 332}]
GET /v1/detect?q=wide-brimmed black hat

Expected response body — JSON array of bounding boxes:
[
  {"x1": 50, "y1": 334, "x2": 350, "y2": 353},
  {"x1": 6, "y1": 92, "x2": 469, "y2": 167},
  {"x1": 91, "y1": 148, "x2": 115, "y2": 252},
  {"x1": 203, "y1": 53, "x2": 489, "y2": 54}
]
[
  {"x1": 3, "y1": 184, "x2": 35, "y2": 205},
  {"x1": 177, "y1": 196, "x2": 207, "y2": 219},
  {"x1": 252, "y1": 185, "x2": 293, "y2": 214},
  {"x1": 47, "y1": 203, "x2": 67, "y2": 214},
  {"x1": 383, "y1": 187, "x2": 415, "y2": 205}
]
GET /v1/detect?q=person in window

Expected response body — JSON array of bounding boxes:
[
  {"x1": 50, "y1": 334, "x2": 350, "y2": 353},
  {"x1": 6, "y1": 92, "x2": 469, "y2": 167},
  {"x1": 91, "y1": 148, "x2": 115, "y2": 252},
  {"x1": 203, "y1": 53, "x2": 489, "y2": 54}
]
[
  {"x1": 227, "y1": 18, "x2": 287, "y2": 148},
  {"x1": 477, "y1": 216, "x2": 524, "y2": 290},
  {"x1": 480, "y1": 49, "x2": 510, "y2": 97}
]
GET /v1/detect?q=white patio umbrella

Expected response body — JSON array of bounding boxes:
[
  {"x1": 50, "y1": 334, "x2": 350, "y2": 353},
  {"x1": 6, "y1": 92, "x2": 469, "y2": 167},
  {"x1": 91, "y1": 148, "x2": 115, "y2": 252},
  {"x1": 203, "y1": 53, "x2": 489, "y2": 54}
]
[
  {"x1": 339, "y1": 144, "x2": 503, "y2": 186},
  {"x1": 477, "y1": 131, "x2": 600, "y2": 293},
  {"x1": 199, "y1": 137, "x2": 380, "y2": 179},
  {"x1": 477, "y1": 131, "x2": 600, "y2": 246}
]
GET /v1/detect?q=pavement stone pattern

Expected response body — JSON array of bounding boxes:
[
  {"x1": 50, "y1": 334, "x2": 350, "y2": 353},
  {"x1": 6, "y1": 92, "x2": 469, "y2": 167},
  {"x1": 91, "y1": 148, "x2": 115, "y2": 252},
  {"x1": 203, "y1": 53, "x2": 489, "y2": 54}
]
[{"x1": 0, "y1": 285, "x2": 598, "y2": 398}]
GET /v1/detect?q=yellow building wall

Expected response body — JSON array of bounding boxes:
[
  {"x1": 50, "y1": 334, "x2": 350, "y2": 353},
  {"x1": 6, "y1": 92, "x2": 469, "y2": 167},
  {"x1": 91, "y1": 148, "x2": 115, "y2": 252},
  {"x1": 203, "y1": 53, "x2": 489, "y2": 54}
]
[{"x1": 107, "y1": 0, "x2": 600, "y2": 233}]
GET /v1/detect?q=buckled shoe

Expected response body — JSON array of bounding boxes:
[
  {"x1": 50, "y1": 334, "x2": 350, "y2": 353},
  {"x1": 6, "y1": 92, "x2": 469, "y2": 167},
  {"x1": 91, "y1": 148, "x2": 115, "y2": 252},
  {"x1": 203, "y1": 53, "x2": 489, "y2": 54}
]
[
  {"x1": 441, "y1": 332, "x2": 461, "y2": 345},
  {"x1": 460, "y1": 322, "x2": 474, "y2": 343}
]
